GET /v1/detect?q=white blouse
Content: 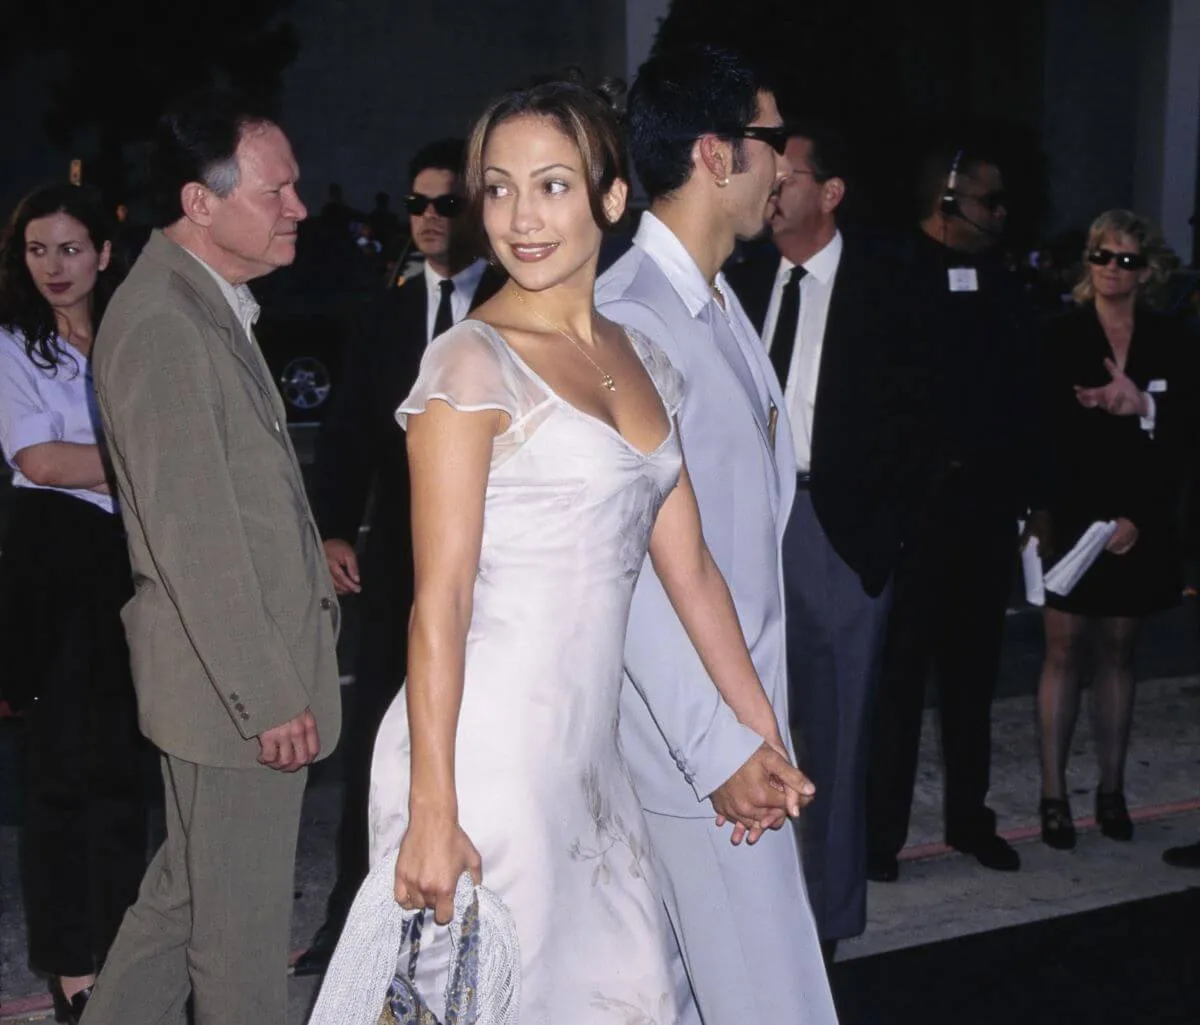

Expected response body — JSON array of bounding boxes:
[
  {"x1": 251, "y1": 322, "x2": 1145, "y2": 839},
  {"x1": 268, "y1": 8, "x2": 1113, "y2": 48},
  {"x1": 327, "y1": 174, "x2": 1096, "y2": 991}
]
[{"x1": 0, "y1": 327, "x2": 114, "y2": 514}]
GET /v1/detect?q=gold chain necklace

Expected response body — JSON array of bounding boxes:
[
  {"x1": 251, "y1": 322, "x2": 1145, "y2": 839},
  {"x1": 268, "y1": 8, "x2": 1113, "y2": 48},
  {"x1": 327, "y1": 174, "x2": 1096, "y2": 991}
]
[{"x1": 510, "y1": 286, "x2": 616, "y2": 391}]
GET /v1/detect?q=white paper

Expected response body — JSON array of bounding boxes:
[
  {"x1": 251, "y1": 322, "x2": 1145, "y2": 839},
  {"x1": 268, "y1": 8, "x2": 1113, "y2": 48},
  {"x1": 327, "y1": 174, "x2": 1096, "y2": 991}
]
[
  {"x1": 1022, "y1": 536, "x2": 1046, "y2": 606},
  {"x1": 1022, "y1": 521, "x2": 1117, "y2": 604},
  {"x1": 948, "y1": 267, "x2": 979, "y2": 292},
  {"x1": 1044, "y1": 521, "x2": 1118, "y2": 597}
]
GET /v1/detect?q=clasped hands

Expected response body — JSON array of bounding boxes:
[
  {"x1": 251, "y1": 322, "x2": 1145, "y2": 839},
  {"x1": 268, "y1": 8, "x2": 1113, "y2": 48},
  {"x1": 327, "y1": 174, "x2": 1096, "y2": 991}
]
[{"x1": 710, "y1": 740, "x2": 815, "y2": 846}]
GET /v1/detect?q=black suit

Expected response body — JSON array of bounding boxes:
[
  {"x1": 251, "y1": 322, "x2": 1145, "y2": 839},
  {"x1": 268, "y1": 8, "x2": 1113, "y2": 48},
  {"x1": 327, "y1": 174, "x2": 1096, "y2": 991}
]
[
  {"x1": 731, "y1": 231, "x2": 930, "y2": 594},
  {"x1": 726, "y1": 230, "x2": 928, "y2": 941},
  {"x1": 310, "y1": 264, "x2": 503, "y2": 924},
  {"x1": 865, "y1": 230, "x2": 1042, "y2": 860}
]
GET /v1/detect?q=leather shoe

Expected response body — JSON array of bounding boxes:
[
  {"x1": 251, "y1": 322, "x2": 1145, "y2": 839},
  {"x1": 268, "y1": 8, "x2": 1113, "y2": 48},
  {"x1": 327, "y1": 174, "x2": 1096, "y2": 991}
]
[
  {"x1": 1039, "y1": 797, "x2": 1076, "y2": 850},
  {"x1": 1162, "y1": 841, "x2": 1200, "y2": 868},
  {"x1": 948, "y1": 833, "x2": 1021, "y2": 871},
  {"x1": 51, "y1": 980, "x2": 92, "y2": 1025},
  {"x1": 866, "y1": 853, "x2": 900, "y2": 882},
  {"x1": 291, "y1": 920, "x2": 341, "y2": 977},
  {"x1": 1096, "y1": 789, "x2": 1133, "y2": 841}
]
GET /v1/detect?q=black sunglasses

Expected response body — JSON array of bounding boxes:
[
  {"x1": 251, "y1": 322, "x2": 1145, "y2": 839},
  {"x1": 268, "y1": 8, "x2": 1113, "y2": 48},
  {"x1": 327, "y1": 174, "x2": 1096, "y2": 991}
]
[
  {"x1": 726, "y1": 125, "x2": 790, "y2": 155},
  {"x1": 1087, "y1": 248, "x2": 1148, "y2": 271},
  {"x1": 957, "y1": 190, "x2": 1008, "y2": 213},
  {"x1": 405, "y1": 193, "x2": 462, "y2": 218}
]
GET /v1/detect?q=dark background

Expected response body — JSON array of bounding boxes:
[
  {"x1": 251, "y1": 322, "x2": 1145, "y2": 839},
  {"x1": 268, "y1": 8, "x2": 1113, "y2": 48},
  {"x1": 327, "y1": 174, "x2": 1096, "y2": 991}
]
[{"x1": 2, "y1": 0, "x2": 1196, "y2": 261}]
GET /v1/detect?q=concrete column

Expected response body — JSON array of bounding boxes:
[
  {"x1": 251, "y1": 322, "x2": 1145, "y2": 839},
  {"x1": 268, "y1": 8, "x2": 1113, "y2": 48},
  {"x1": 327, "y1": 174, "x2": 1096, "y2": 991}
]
[{"x1": 1135, "y1": 0, "x2": 1200, "y2": 263}]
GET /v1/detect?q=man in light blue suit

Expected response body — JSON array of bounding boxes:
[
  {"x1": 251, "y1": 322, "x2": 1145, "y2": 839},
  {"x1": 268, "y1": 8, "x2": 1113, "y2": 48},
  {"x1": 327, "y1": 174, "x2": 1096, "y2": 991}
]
[{"x1": 597, "y1": 45, "x2": 838, "y2": 1025}]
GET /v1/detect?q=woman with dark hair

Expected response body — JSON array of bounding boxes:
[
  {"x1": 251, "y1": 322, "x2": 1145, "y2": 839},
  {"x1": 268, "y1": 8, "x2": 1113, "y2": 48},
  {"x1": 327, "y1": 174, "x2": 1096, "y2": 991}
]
[
  {"x1": 0, "y1": 183, "x2": 145, "y2": 1022},
  {"x1": 313, "y1": 78, "x2": 812, "y2": 1025},
  {"x1": 1031, "y1": 209, "x2": 1194, "y2": 850}
]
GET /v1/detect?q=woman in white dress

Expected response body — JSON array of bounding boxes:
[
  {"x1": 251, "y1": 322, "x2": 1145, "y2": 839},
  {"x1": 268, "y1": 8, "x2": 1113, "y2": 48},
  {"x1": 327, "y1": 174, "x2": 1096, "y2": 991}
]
[{"x1": 365, "y1": 81, "x2": 813, "y2": 1024}]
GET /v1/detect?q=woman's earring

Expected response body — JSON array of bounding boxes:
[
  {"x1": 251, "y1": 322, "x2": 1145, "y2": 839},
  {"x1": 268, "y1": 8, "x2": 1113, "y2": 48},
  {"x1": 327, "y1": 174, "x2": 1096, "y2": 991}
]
[{"x1": 715, "y1": 176, "x2": 730, "y2": 188}]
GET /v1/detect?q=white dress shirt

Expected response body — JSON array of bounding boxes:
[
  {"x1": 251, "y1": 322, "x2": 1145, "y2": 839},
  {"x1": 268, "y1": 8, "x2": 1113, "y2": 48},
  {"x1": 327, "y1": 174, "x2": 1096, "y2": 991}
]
[
  {"x1": 760, "y1": 231, "x2": 843, "y2": 472},
  {"x1": 424, "y1": 258, "x2": 488, "y2": 343},
  {"x1": 635, "y1": 212, "x2": 775, "y2": 426},
  {"x1": 182, "y1": 248, "x2": 261, "y2": 340},
  {"x1": 0, "y1": 328, "x2": 114, "y2": 513}
]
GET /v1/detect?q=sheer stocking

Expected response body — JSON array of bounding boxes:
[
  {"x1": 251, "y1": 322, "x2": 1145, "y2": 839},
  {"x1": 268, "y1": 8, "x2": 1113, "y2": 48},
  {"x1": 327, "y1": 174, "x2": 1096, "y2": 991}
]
[
  {"x1": 1089, "y1": 616, "x2": 1139, "y2": 794},
  {"x1": 1037, "y1": 609, "x2": 1088, "y2": 800}
]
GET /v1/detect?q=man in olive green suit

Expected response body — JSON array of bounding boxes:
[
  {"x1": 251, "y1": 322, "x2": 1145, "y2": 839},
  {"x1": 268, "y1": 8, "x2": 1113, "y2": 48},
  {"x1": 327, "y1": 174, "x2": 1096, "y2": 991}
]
[{"x1": 82, "y1": 96, "x2": 341, "y2": 1025}]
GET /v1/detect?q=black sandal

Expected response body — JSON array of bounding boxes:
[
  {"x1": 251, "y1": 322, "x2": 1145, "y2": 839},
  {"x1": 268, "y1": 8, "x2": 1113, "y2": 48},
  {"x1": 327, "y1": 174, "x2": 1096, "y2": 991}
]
[{"x1": 1039, "y1": 797, "x2": 1076, "y2": 850}]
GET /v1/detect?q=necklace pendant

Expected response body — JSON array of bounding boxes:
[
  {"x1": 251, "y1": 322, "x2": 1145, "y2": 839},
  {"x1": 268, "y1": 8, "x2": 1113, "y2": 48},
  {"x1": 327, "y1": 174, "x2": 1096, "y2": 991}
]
[{"x1": 601, "y1": 373, "x2": 616, "y2": 392}]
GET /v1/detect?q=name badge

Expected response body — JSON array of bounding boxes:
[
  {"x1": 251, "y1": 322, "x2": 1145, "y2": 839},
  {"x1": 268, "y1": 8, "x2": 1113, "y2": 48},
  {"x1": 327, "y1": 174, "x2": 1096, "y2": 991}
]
[{"x1": 948, "y1": 267, "x2": 979, "y2": 292}]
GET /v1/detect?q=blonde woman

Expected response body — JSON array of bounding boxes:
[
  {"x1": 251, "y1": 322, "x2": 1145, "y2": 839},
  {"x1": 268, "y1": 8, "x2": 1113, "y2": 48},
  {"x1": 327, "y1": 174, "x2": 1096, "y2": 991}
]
[{"x1": 1031, "y1": 209, "x2": 1193, "y2": 849}]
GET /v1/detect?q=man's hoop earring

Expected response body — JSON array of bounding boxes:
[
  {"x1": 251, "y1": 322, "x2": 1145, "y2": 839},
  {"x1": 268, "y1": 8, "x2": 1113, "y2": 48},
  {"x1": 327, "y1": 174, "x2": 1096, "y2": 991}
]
[{"x1": 715, "y1": 176, "x2": 730, "y2": 188}]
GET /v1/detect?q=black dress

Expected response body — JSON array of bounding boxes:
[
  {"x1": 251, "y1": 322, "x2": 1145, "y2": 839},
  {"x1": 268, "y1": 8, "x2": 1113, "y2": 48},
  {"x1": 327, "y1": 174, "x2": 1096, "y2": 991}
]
[{"x1": 1042, "y1": 304, "x2": 1195, "y2": 616}]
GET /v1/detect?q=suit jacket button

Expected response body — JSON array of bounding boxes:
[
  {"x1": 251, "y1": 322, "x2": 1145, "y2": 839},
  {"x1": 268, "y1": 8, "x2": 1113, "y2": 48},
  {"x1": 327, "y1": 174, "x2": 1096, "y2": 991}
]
[
  {"x1": 320, "y1": 597, "x2": 333, "y2": 611},
  {"x1": 240, "y1": 712, "x2": 250, "y2": 721}
]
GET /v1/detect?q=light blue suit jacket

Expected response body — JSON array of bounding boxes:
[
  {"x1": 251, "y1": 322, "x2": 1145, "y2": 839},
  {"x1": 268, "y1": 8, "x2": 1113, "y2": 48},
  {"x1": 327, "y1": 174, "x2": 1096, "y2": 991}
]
[{"x1": 597, "y1": 213, "x2": 797, "y2": 817}]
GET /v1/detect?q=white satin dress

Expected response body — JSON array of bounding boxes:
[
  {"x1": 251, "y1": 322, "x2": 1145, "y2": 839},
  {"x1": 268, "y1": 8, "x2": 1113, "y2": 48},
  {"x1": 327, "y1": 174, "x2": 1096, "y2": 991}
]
[{"x1": 368, "y1": 319, "x2": 684, "y2": 1024}]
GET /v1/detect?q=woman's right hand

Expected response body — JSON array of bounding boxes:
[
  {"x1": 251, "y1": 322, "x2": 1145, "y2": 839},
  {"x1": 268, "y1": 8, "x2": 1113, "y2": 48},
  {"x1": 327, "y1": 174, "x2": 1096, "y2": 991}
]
[
  {"x1": 1022, "y1": 509, "x2": 1053, "y2": 558},
  {"x1": 394, "y1": 807, "x2": 483, "y2": 925},
  {"x1": 1106, "y1": 517, "x2": 1140, "y2": 555}
]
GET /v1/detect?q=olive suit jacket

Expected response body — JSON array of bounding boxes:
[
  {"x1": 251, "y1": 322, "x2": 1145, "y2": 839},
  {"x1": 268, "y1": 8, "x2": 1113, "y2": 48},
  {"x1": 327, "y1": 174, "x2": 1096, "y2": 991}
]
[{"x1": 94, "y1": 230, "x2": 341, "y2": 768}]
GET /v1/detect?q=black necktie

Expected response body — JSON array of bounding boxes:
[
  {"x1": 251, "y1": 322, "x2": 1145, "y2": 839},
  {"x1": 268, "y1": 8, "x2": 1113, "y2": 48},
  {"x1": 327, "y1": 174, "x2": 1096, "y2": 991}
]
[
  {"x1": 433, "y1": 279, "x2": 455, "y2": 340},
  {"x1": 769, "y1": 265, "x2": 806, "y2": 388}
]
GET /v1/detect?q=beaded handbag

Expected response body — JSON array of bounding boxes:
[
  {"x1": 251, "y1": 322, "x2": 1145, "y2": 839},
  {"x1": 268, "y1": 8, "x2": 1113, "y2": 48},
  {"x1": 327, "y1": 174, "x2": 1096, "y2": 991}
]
[{"x1": 309, "y1": 859, "x2": 519, "y2": 1025}]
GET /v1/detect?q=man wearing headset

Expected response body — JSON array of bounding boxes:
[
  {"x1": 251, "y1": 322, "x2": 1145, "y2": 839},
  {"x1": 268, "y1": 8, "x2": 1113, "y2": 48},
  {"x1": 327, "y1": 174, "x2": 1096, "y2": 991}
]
[{"x1": 865, "y1": 144, "x2": 1042, "y2": 881}]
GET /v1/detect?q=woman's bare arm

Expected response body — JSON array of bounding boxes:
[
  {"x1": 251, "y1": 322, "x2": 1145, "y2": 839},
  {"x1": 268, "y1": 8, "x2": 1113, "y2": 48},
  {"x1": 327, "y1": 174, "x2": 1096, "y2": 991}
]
[
  {"x1": 647, "y1": 460, "x2": 781, "y2": 746},
  {"x1": 395, "y1": 399, "x2": 504, "y2": 923}
]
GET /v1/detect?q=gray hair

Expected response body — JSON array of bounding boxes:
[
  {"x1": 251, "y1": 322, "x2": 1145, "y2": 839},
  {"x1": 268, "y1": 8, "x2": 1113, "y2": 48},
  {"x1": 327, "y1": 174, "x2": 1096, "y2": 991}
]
[{"x1": 202, "y1": 155, "x2": 241, "y2": 197}]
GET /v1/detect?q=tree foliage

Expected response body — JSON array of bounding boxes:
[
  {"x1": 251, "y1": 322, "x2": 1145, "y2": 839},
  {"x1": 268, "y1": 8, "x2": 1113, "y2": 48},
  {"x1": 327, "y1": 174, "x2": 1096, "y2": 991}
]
[
  {"x1": 651, "y1": 0, "x2": 1047, "y2": 236},
  {"x1": 7, "y1": 0, "x2": 299, "y2": 200},
  {"x1": 652, "y1": 0, "x2": 906, "y2": 126}
]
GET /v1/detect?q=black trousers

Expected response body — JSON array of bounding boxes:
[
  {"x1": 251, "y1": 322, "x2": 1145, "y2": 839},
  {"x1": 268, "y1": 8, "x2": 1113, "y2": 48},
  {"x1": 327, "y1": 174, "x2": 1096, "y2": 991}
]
[
  {"x1": 866, "y1": 488, "x2": 1016, "y2": 857},
  {"x1": 323, "y1": 545, "x2": 410, "y2": 926},
  {"x1": 2, "y1": 489, "x2": 147, "y2": 976}
]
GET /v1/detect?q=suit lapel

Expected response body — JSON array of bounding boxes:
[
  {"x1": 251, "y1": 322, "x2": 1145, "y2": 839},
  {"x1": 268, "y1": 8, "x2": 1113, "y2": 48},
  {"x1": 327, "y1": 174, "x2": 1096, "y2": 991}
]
[
  {"x1": 809, "y1": 259, "x2": 849, "y2": 466},
  {"x1": 141, "y1": 231, "x2": 321, "y2": 532},
  {"x1": 142, "y1": 231, "x2": 276, "y2": 401},
  {"x1": 740, "y1": 303, "x2": 795, "y2": 530},
  {"x1": 710, "y1": 308, "x2": 766, "y2": 418}
]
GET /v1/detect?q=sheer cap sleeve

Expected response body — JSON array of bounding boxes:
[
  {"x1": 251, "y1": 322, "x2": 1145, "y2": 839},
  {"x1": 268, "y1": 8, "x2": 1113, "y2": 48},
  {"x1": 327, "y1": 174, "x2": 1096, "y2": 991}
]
[
  {"x1": 624, "y1": 326, "x2": 685, "y2": 417},
  {"x1": 396, "y1": 320, "x2": 522, "y2": 429}
]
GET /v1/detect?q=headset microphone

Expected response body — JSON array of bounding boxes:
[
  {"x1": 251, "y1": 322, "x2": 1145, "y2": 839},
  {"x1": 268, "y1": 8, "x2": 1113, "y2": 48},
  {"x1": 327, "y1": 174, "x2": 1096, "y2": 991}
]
[
  {"x1": 939, "y1": 147, "x2": 1002, "y2": 236},
  {"x1": 940, "y1": 148, "x2": 963, "y2": 218}
]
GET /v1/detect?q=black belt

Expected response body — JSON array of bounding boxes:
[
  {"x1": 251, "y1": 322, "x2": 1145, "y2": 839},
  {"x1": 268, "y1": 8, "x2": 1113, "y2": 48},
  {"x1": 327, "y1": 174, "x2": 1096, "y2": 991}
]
[{"x1": 795, "y1": 471, "x2": 812, "y2": 490}]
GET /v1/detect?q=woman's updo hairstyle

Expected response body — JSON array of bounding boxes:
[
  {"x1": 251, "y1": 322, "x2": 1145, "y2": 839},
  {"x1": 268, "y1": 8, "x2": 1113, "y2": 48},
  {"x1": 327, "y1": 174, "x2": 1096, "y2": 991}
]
[{"x1": 464, "y1": 72, "x2": 630, "y2": 235}]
